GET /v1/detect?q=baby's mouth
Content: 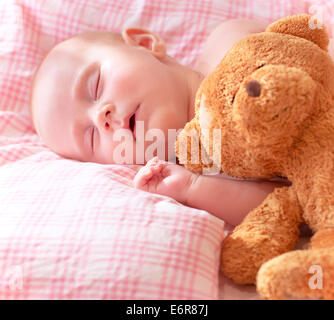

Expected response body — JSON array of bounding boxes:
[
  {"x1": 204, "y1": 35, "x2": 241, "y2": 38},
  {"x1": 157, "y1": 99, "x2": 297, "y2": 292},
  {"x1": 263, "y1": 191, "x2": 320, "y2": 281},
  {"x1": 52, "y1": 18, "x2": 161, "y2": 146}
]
[
  {"x1": 129, "y1": 104, "x2": 140, "y2": 139},
  {"x1": 129, "y1": 113, "x2": 136, "y2": 132}
]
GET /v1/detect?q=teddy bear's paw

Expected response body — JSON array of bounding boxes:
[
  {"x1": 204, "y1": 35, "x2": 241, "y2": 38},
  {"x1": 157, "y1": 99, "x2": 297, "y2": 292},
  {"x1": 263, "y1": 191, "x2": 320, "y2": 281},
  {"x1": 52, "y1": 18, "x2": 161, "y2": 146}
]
[
  {"x1": 221, "y1": 227, "x2": 282, "y2": 285},
  {"x1": 221, "y1": 218, "x2": 300, "y2": 285},
  {"x1": 257, "y1": 249, "x2": 334, "y2": 300},
  {"x1": 221, "y1": 236, "x2": 258, "y2": 284}
]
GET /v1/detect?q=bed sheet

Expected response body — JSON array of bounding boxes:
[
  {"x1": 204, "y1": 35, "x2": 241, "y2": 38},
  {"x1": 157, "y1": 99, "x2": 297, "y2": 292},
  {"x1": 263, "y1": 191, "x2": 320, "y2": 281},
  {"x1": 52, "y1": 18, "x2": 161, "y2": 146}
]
[{"x1": 0, "y1": 0, "x2": 333, "y2": 300}]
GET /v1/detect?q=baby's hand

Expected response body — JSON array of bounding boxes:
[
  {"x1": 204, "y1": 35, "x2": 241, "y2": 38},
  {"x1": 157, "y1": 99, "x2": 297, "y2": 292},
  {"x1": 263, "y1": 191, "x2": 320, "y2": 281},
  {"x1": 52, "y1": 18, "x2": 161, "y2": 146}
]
[{"x1": 133, "y1": 156, "x2": 196, "y2": 204}]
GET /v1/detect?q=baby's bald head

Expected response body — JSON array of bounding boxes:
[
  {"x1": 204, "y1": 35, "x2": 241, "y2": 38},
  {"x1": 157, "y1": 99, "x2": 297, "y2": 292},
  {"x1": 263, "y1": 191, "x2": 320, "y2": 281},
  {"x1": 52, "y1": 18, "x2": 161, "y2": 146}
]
[
  {"x1": 28, "y1": 27, "x2": 197, "y2": 164},
  {"x1": 30, "y1": 31, "x2": 123, "y2": 131}
]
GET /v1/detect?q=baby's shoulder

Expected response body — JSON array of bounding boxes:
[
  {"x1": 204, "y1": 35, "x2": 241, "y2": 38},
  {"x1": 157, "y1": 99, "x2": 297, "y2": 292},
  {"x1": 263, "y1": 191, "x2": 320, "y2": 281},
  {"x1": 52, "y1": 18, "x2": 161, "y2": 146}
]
[{"x1": 195, "y1": 19, "x2": 267, "y2": 76}]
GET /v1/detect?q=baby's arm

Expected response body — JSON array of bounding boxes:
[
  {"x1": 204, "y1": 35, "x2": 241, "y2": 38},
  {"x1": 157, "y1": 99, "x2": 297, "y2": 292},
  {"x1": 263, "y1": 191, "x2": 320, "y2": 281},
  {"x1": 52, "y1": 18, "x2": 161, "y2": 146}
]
[
  {"x1": 133, "y1": 157, "x2": 288, "y2": 226},
  {"x1": 185, "y1": 171, "x2": 286, "y2": 226}
]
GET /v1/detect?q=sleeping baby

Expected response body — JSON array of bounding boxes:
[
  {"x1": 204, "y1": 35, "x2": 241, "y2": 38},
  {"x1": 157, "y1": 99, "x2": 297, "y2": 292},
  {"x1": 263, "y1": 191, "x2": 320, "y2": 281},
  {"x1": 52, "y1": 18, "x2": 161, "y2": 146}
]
[{"x1": 30, "y1": 19, "x2": 295, "y2": 226}]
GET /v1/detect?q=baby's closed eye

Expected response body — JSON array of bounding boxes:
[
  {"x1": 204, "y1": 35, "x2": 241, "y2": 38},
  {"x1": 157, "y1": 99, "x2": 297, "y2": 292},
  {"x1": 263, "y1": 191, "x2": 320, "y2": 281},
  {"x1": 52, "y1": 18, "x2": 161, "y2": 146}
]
[{"x1": 88, "y1": 66, "x2": 102, "y2": 100}]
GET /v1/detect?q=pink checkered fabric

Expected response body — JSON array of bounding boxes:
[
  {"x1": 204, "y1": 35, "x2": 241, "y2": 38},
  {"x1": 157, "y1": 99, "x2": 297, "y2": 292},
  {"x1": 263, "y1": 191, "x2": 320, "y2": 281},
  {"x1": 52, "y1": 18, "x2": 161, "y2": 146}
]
[
  {"x1": 0, "y1": 0, "x2": 331, "y2": 300},
  {"x1": 0, "y1": 158, "x2": 224, "y2": 299}
]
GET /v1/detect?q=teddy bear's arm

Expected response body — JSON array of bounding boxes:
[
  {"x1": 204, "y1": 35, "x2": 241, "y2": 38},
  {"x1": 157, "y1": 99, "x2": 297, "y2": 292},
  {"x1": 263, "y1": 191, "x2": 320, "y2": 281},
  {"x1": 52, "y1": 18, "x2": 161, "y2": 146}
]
[{"x1": 221, "y1": 186, "x2": 303, "y2": 284}]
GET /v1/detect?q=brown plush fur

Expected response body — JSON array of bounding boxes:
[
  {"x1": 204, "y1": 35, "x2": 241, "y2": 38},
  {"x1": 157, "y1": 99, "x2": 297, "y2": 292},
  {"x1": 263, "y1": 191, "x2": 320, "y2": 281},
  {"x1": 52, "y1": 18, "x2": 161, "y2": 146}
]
[{"x1": 175, "y1": 14, "x2": 334, "y2": 299}]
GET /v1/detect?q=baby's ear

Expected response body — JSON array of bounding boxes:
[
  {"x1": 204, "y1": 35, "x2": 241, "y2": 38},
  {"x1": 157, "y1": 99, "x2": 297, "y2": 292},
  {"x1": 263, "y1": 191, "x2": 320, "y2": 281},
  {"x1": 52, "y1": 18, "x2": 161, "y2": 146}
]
[
  {"x1": 122, "y1": 28, "x2": 166, "y2": 58},
  {"x1": 266, "y1": 14, "x2": 329, "y2": 51}
]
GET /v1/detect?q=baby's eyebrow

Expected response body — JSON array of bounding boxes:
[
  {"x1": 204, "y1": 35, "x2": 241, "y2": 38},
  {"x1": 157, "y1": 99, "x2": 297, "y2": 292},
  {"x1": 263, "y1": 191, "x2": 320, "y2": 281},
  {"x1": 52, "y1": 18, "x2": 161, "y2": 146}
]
[{"x1": 72, "y1": 62, "x2": 100, "y2": 99}]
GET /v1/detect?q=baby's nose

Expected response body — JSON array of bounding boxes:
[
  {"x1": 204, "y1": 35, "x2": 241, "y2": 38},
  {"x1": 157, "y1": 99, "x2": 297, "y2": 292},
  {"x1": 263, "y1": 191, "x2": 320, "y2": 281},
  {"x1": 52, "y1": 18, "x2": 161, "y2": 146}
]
[{"x1": 98, "y1": 104, "x2": 122, "y2": 130}]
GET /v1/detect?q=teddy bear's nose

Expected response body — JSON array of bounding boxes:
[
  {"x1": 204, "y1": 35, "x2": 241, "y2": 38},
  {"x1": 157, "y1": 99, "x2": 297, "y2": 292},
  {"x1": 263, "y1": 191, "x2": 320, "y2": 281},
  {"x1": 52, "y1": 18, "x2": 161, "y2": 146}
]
[{"x1": 245, "y1": 80, "x2": 261, "y2": 97}]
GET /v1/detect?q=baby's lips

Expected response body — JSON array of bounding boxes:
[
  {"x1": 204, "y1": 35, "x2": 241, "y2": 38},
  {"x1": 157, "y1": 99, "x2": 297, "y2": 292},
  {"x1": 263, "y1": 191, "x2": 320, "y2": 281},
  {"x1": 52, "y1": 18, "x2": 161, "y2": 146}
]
[
  {"x1": 133, "y1": 104, "x2": 142, "y2": 139},
  {"x1": 126, "y1": 103, "x2": 141, "y2": 139}
]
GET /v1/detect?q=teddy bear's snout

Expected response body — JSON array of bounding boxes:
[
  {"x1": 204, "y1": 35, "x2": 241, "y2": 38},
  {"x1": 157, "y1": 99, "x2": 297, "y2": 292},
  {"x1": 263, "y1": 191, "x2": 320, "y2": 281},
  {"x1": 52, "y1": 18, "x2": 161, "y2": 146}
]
[
  {"x1": 245, "y1": 80, "x2": 261, "y2": 97},
  {"x1": 232, "y1": 65, "x2": 317, "y2": 146}
]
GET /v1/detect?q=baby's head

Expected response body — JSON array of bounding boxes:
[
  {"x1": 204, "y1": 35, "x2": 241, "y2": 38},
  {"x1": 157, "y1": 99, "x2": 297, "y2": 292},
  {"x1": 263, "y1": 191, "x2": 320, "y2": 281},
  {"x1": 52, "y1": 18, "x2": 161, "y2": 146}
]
[{"x1": 30, "y1": 28, "x2": 202, "y2": 164}]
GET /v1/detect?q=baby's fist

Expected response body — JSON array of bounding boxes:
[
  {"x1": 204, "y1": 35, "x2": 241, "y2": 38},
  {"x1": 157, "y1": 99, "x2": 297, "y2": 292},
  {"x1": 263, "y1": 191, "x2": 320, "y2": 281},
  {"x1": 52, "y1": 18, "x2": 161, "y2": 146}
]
[{"x1": 133, "y1": 157, "x2": 196, "y2": 204}]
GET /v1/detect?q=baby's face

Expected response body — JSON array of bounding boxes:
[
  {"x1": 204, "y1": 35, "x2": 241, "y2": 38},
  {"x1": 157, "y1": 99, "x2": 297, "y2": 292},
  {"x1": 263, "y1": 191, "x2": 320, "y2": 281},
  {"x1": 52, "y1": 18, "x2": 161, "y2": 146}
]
[{"x1": 31, "y1": 31, "x2": 191, "y2": 164}]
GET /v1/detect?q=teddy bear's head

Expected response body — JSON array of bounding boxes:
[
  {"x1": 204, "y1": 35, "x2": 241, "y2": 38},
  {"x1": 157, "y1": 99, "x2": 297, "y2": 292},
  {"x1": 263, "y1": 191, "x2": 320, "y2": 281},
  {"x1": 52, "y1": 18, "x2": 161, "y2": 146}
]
[{"x1": 176, "y1": 14, "x2": 334, "y2": 179}]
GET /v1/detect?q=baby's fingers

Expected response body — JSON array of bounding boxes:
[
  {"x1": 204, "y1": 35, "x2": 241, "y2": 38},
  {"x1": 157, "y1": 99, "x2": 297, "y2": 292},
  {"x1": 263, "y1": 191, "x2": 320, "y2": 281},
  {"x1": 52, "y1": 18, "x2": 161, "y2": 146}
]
[
  {"x1": 133, "y1": 167, "x2": 152, "y2": 189},
  {"x1": 133, "y1": 163, "x2": 164, "y2": 189}
]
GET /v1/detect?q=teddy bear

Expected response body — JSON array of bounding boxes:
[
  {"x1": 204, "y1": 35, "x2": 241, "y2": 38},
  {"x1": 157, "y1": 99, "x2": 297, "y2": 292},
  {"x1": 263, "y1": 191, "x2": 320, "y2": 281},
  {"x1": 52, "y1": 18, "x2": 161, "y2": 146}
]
[{"x1": 175, "y1": 14, "x2": 334, "y2": 299}]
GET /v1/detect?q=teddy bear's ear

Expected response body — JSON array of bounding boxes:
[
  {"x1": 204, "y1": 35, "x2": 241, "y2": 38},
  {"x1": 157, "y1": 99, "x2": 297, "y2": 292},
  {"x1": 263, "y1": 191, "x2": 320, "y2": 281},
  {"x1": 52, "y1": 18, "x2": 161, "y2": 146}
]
[{"x1": 266, "y1": 14, "x2": 329, "y2": 51}]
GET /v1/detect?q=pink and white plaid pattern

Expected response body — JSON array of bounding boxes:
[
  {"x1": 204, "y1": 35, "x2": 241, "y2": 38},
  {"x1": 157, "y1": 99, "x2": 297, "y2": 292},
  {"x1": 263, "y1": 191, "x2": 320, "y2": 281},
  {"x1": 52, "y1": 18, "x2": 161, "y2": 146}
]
[
  {"x1": 0, "y1": 0, "x2": 331, "y2": 300},
  {"x1": 0, "y1": 158, "x2": 224, "y2": 299}
]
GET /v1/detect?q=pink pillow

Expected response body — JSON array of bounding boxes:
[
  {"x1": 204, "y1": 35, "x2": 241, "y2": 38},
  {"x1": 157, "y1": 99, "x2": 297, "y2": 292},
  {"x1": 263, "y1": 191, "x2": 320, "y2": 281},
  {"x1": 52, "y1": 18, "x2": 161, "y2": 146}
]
[{"x1": 0, "y1": 158, "x2": 225, "y2": 299}]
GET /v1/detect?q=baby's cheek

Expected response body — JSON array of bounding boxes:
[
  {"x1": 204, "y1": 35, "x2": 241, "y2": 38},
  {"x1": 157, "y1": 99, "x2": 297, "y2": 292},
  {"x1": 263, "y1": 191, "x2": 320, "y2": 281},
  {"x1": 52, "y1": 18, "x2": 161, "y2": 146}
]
[
  {"x1": 107, "y1": 72, "x2": 129, "y2": 95},
  {"x1": 103, "y1": 61, "x2": 139, "y2": 99}
]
